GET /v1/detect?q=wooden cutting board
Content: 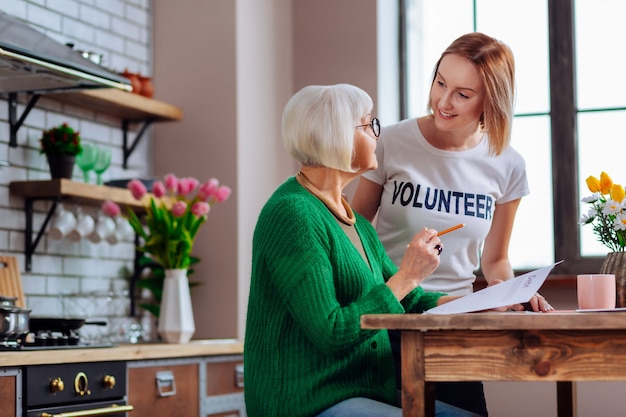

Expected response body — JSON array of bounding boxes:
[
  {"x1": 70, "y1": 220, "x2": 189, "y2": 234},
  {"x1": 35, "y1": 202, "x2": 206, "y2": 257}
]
[{"x1": 0, "y1": 256, "x2": 25, "y2": 308}]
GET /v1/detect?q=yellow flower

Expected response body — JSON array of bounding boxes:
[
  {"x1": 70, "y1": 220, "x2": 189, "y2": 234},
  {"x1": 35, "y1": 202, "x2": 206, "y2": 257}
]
[
  {"x1": 586, "y1": 175, "x2": 601, "y2": 193},
  {"x1": 600, "y1": 171, "x2": 613, "y2": 195},
  {"x1": 581, "y1": 171, "x2": 626, "y2": 252},
  {"x1": 611, "y1": 184, "x2": 626, "y2": 203}
]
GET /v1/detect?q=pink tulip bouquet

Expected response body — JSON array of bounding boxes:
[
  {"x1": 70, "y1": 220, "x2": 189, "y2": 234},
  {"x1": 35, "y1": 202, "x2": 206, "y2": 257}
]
[{"x1": 125, "y1": 173, "x2": 231, "y2": 270}]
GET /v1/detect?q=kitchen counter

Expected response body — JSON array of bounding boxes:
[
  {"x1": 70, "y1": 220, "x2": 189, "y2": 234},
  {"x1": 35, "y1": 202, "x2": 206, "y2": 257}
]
[{"x1": 0, "y1": 338, "x2": 243, "y2": 367}]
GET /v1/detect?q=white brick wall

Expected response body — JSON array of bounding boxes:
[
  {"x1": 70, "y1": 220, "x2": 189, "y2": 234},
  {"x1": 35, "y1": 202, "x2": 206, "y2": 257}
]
[{"x1": 0, "y1": 0, "x2": 154, "y2": 342}]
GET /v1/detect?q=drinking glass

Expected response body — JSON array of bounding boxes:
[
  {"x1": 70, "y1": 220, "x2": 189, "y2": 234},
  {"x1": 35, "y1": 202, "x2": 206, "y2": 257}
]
[
  {"x1": 577, "y1": 274, "x2": 616, "y2": 310},
  {"x1": 93, "y1": 147, "x2": 112, "y2": 185},
  {"x1": 75, "y1": 144, "x2": 99, "y2": 183}
]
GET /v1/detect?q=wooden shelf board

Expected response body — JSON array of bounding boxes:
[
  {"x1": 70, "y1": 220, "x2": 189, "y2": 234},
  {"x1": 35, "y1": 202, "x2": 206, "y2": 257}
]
[
  {"x1": 9, "y1": 179, "x2": 148, "y2": 209},
  {"x1": 51, "y1": 88, "x2": 183, "y2": 122}
]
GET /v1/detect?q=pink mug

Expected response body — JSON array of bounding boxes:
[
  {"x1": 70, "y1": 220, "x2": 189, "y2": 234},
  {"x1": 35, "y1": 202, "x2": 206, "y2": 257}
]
[{"x1": 577, "y1": 274, "x2": 616, "y2": 310}]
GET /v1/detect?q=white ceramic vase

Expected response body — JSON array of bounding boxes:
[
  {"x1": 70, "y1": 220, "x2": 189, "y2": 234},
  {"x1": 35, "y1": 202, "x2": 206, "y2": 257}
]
[{"x1": 158, "y1": 268, "x2": 195, "y2": 343}]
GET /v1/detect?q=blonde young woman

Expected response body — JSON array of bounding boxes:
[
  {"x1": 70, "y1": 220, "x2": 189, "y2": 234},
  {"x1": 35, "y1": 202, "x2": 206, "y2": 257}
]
[{"x1": 351, "y1": 33, "x2": 552, "y2": 416}]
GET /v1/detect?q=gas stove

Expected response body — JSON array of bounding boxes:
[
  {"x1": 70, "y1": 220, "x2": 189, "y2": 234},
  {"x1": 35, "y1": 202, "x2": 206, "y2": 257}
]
[{"x1": 0, "y1": 332, "x2": 116, "y2": 351}]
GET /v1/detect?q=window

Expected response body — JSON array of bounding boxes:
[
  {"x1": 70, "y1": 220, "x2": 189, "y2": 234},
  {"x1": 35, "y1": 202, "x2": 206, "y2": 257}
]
[
  {"x1": 401, "y1": 0, "x2": 624, "y2": 274},
  {"x1": 575, "y1": 0, "x2": 626, "y2": 257}
]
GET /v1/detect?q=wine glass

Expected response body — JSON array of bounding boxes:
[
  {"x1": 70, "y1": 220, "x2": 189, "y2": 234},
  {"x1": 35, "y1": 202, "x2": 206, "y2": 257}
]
[
  {"x1": 75, "y1": 144, "x2": 99, "y2": 183},
  {"x1": 93, "y1": 147, "x2": 112, "y2": 185}
]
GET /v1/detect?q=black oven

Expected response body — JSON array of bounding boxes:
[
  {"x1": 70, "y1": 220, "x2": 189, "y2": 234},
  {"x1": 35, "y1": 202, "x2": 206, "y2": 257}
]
[{"x1": 24, "y1": 361, "x2": 133, "y2": 416}]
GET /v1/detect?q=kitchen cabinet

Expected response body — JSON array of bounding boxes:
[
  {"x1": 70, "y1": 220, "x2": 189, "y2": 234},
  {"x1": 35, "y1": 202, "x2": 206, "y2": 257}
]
[
  {"x1": 203, "y1": 358, "x2": 245, "y2": 417},
  {"x1": 0, "y1": 368, "x2": 21, "y2": 417},
  {"x1": 128, "y1": 355, "x2": 245, "y2": 417},
  {"x1": 0, "y1": 340, "x2": 244, "y2": 416},
  {"x1": 128, "y1": 360, "x2": 200, "y2": 416}
]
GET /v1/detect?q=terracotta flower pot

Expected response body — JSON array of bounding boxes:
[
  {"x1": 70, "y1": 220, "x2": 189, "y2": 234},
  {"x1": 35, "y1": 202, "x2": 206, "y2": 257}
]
[
  {"x1": 138, "y1": 75, "x2": 154, "y2": 98},
  {"x1": 122, "y1": 69, "x2": 142, "y2": 94},
  {"x1": 46, "y1": 154, "x2": 75, "y2": 179}
]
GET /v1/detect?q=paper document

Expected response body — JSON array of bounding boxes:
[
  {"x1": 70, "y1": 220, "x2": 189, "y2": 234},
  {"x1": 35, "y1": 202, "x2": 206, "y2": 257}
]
[{"x1": 425, "y1": 261, "x2": 563, "y2": 314}]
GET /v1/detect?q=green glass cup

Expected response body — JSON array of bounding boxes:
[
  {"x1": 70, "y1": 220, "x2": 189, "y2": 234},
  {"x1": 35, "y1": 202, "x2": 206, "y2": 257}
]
[
  {"x1": 75, "y1": 144, "x2": 99, "y2": 183},
  {"x1": 93, "y1": 147, "x2": 112, "y2": 185}
]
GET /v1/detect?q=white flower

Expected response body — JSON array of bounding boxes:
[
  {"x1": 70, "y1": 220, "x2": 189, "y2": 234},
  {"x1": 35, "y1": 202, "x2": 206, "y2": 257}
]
[
  {"x1": 615, "y1": 212, "x2": 626, "y2": 231},
  {"x1": 602, "y1": 199, "x2": 624, "y2": 216},
  {"x1": 581, "y1": 192, "x2": 602, "y2": 203},
  {"x1": 579, "y1": 211, "x2": 595, "y2": 225}
]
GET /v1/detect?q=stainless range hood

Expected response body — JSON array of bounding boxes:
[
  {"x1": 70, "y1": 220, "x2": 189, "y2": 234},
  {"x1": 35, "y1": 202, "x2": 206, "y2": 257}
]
[
  {"x1": 0, "y1": 10, "x2": 131, "y2": 93},
  {"x1": 0, "y1": 11, "x2": 133, "y2": 147}
]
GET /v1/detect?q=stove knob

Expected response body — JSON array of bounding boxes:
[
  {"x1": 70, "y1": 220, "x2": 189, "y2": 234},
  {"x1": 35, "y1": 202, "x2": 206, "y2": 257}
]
[
  {"x1": 50, "y1": 377, "x2": 64, "y2": 393},
  {"x1": 103, "y1": 374, "x2": 116, "y2": 389}
]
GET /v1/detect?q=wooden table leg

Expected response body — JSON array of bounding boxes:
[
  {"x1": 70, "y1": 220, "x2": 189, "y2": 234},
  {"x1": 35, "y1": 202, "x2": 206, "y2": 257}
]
[
  {"x1": 401, "y1": 331, "x2": 429, "y2": 417},
  {"x1": 556, "y1": 381, "x2": 576, "y2": 417}
]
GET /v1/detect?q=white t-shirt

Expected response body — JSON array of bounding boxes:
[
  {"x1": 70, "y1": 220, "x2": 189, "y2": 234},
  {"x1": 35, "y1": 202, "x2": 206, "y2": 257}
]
[{"x1": 362, "y1": 118, "x2": 529, "y2": 296}]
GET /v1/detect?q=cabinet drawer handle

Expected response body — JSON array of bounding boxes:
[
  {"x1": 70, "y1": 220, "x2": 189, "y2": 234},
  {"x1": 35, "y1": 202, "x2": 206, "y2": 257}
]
[
  {"x1": 41, "y1": 404, "x2": 134, "y2": 417},
  {"x1": 156, "y1": 370, "x2": 177, "y2": 397},
  {"x1": 235, "y1": 364, "x2": 244, "y2": 388}
]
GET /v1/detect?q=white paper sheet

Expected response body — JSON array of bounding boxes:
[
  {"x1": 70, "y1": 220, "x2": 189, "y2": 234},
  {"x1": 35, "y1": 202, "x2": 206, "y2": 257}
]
[{"x1": 425, "y1": 261, "x2": 563, "y2": 314}]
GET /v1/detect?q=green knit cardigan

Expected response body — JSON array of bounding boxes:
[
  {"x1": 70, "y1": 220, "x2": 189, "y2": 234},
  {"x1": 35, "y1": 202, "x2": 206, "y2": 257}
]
[{"x1": 244, "y1": 177, "x2": 443, "y2": 417}]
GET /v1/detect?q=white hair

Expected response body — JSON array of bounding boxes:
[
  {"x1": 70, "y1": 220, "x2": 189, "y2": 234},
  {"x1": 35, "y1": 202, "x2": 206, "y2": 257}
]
[{"x1": 282, "y1": 84, "x2": 373, "y2": 172}]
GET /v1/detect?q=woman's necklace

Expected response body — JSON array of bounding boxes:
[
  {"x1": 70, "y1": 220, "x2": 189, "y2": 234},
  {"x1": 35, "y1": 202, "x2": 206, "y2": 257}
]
[{"x1": 296, "y1": 171, "x2": 356, "y2": 226}]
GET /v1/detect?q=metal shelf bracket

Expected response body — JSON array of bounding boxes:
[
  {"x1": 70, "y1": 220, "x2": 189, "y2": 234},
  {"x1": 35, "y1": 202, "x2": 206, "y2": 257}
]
[
  {"x1": 24, "y1": 197, "x2": 60, "y2": 271},
  {"x1": 8, "y1": 92, "x2": 41, "y2": 148},
  {"x1": 122, "y1": 119, "x2": 153, "y2": 169}
]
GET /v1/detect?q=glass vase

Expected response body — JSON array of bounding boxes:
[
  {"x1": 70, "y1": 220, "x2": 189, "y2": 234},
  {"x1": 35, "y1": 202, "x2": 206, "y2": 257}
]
[{"x1": 157, "y1": 268, "x2": 195, "y2": 343}]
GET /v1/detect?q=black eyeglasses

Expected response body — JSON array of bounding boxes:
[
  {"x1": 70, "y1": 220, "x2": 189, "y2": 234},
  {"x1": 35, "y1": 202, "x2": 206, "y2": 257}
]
[{"x1": 356, "y1": 117, "x2": 381, "y2": 138}]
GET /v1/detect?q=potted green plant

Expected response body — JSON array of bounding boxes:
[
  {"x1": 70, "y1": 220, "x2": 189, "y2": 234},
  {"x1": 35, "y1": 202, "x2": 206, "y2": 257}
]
[{"x1": 39, "y1": 123, "x2": 82, "y2": 179}]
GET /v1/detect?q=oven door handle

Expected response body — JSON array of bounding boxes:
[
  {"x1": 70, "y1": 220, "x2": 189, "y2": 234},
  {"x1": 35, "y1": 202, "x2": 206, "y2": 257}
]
[{"x1": 41, "y1": 404, "x2": 134, "y2": 417}]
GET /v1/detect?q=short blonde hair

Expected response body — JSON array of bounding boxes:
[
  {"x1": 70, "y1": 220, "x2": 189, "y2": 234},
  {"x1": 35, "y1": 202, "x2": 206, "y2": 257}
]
[
  {"x1": 427, "y1": 32, "x2": 516, "y2": 156},
  {"x1": 282, "y1": 84, "x2": 373, "y2": 172}
]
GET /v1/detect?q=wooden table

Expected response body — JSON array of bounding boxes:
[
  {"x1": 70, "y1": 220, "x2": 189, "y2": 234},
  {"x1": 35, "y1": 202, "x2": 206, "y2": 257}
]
[{"x1": 361, "y1": 311, "x2": 626, "y2": 417}]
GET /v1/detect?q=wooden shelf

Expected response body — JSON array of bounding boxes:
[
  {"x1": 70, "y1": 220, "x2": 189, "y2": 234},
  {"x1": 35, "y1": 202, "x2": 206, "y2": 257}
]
[
  {"x1": 7, "y1": 88, "x2": 183, "y2": 167},
  {"x1": 10, "y1": 179, "x2": 158, "y2": 272},
  {"x1": 52, "y1": 88, "x2": 183, "y2": 122},
  {"x1": 10, "y1": 179, "x2": 178, "y2": 311},
  {"x1": 10, "y1": 179, "x2": 148, "y2": 210}
]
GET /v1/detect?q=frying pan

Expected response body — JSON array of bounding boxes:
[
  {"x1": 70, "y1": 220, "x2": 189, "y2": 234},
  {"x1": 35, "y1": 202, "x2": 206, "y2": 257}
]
[{"x1": 29, "y1": 317, "x2": 107, "y2": 334}]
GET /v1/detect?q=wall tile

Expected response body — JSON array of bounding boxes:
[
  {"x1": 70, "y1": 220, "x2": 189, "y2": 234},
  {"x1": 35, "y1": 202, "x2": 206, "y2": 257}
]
[{"x1": 2, "y1": 0, "x2": 152, "y2": 335}]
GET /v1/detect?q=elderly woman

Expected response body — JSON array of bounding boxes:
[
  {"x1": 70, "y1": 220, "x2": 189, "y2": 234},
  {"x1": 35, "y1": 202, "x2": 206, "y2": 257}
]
[{"x1": 244, "y1": 84, "x2": 481, "y2": 417}]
